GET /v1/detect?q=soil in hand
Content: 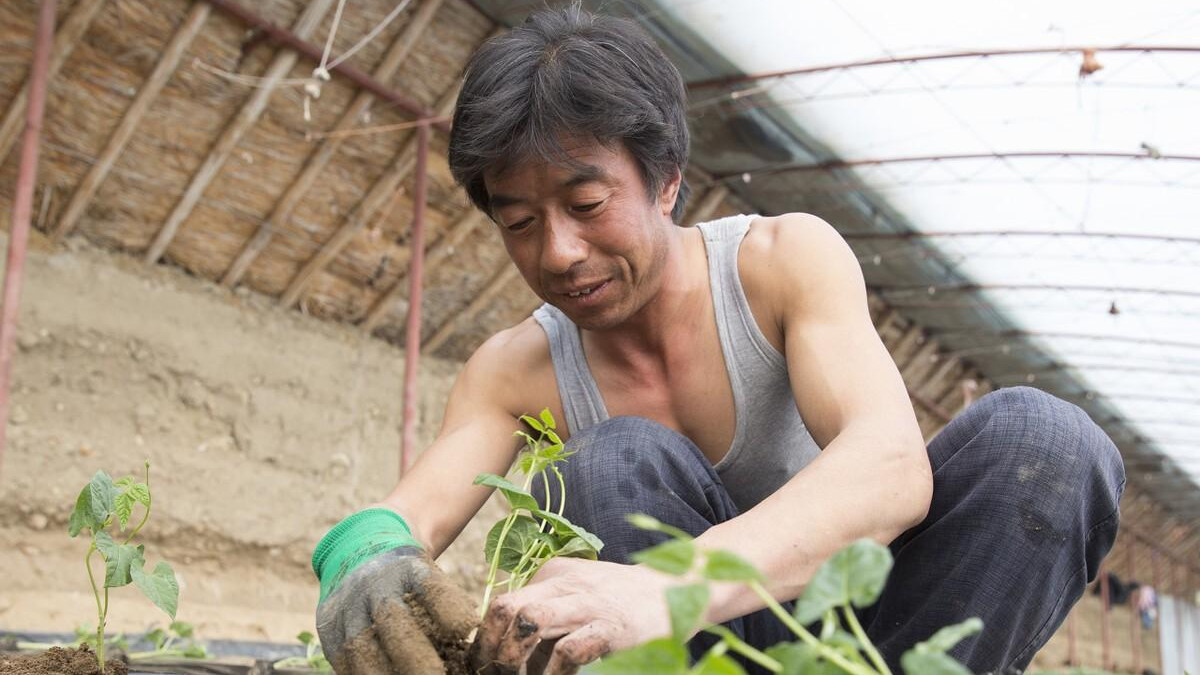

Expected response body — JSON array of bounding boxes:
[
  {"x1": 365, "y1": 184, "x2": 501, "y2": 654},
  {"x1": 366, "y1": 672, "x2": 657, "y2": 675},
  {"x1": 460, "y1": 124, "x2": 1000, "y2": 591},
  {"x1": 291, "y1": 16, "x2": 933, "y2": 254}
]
[{"x1": 0, "y1": 645, "x2": 129, "y2": 675}]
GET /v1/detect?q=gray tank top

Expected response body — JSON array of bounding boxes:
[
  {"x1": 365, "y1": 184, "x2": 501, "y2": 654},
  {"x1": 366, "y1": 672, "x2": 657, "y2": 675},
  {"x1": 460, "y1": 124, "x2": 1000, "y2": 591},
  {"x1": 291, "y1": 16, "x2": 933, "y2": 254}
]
[{"x1": 532, "y1": 214, "x2": 821, "y2": 512}]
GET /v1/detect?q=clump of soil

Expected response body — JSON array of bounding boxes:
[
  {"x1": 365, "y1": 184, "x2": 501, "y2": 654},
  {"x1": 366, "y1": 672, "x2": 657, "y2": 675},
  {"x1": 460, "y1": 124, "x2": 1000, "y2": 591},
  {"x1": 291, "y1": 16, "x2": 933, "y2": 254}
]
[{"x1": 0, "y1": 645, "x2": 128, "y2": 675}]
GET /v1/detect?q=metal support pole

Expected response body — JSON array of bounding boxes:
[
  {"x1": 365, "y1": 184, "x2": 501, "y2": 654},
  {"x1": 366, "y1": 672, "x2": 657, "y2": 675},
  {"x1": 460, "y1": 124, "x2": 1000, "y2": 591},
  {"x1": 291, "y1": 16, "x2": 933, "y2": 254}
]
[
  {"x1": 0, "y1": 0, "x2": 56, "y2": 480},
  {"x1": 399, "y1": 122, "x2": 430, "y2": 475},
  {"x1": 1152, "y1": 550, "x2": 1165, "y2": 673},
  {"x1": 1129, "y1": 539, "x2": 1142, "y2": 675},
  {"x1": 1176, "y1": 562, "x2": 1186, "y2": 672},
  {"x1": 1101, "y1": 563, "x2": 1112, "y2": 671}
]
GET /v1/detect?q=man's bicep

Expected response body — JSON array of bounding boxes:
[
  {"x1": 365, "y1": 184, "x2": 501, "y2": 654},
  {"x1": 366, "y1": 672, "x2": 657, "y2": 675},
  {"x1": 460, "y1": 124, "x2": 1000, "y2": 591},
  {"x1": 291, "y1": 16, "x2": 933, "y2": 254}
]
[
  {"x1": 776, "y1": 216, "x2": 917, "y2": 448},
  {"x1": 384, "y1": 338, "x2": 524, "y2": 556}
]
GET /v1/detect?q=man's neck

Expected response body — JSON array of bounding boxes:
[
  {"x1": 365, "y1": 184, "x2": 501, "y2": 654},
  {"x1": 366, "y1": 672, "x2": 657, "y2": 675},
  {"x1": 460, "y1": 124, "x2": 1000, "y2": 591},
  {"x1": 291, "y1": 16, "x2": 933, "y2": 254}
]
[{"x1": 582, "y1": 226, "x2": 709, "y2": 369}]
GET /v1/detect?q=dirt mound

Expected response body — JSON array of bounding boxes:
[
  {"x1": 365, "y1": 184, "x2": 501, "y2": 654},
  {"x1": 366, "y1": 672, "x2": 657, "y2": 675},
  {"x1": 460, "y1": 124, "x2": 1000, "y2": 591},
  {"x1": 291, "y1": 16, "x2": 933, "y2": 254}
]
[{"x1": 0, "y1": 645, "x2": 128, "y2": 675}]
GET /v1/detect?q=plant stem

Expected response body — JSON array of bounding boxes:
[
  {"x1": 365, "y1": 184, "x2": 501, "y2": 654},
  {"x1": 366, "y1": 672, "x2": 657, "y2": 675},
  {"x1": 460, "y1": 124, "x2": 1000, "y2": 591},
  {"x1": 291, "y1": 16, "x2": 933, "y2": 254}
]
[
  {"x1": 747, "y1": 581, "x2": 876, "y2": 675},
  {"x1": 842, "y1": 606, "x2": 891, "y2": 675},
  {"x1": 85, "y1": 542, "x2": 105, "y2": 674},
  {"x1": 552, "y1": 466, "x2": 566, "y2": 517},
  {"x1": 480, "y1": 470, "x2": 540, "y2": 619},
  {"x1": 123, "y1": 463, "x2": 153, "y2": 545},
  {"x1": 703, "y1": 625, "x2": 781, "y2": 672}
]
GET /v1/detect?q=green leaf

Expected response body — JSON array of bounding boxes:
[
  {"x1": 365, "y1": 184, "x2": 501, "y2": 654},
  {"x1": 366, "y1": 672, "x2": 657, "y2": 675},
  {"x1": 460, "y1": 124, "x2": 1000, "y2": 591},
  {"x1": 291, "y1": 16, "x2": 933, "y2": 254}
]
[
  {"x1": 556, "y1": 536, "x2": 600, "y2": 561},
  {"x1": 692, "y1": 652, "x2": 746, "y2": 675},
  {"x1": 765, "y1": 643, "x2": 840, "y2": 675},
  {"x1": 539, "y1": 408, "x2": 556, "y2": 431},
  {"x1": 632, "y1": 539, "x2": 695, "y2": 576},
  {"x1": 918, "y1": 617, "x2": 983, "y2": 652},
  {"x1": 145, "y1": 628, "x2": 167, "y2": 650},
  {"x1": 900, "y1": 650, "x2": 972, "y2": 675},
  {"x1": 484, "y1": 515, "x2": 543, "y2": 572},
  {"x1": 625, "y1": 514, "x2": 693, "y2": 541},
  {"x1": 534, "y1": 509, "x2": 603, "y2": 553},
  {"x1": 520, "y1": 414, "x2": 546, "y2": 433},
  {"x1": 183, "y1": 645, "x2": 208, "y2": 659},
  {"x1": 68, "y1": 485, "x2": 95, "y2": 537},
  {"x1": 474, "y1": 473, "x2": 540, "y2": 511},
  {"x1": 94, "y1": 531, "x2": 143, "y2": 588},
  {"x1": 88, "y1": 471, "x2": 117, "y2": 526},
  {"x1": 170, "y1": 621, "x2": 194, "y2": 639},
  {"x1": 665, "y1": 583, "x2": 708, "y2": 643},
  {"x1": 702, "y1": 550, "x2": 763, "y2": 582},
  {"x1": 132, "y1": 560, "x2": 179, "y2": 620},
  {"x1": 583, "y1": 638, "x2": 688, "y2": 675},
  {"x1": 297, "y1": 631, "x2": 315, "y2": 645},
  {"x1": 792, "y1": 539, "x2": 892, "y2": 623}
]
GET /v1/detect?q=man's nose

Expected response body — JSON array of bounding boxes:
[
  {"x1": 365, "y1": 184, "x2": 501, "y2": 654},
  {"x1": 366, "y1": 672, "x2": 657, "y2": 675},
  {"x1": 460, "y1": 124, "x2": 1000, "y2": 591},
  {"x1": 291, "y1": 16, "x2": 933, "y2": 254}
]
[{"x1": 540, "y1": 218, "x2": 588, "y2": 274}]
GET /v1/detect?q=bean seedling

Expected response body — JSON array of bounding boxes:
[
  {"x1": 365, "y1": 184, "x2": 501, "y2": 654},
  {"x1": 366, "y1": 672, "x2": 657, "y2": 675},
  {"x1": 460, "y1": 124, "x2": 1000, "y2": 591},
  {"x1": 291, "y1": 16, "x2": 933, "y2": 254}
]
[
  {"x1": 585, "y1": 515, "x2": 982, "y2": 675},
  {"x1": 474, "y1": 409, "x2": 603, "y2": 618},
  {"x1": 272, "y1": 631, "x2": 332, "y2": 671},
  {"x1": 68, "y1": 461, "x2": 180, "y2": 673}
]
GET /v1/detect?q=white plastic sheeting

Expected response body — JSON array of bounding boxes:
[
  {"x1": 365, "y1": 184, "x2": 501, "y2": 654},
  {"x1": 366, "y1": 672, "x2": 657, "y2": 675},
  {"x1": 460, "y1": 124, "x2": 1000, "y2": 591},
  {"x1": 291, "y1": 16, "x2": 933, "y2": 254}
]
[{"x1": 663, "y1": 0, "x2": 1200, "y2": 488}]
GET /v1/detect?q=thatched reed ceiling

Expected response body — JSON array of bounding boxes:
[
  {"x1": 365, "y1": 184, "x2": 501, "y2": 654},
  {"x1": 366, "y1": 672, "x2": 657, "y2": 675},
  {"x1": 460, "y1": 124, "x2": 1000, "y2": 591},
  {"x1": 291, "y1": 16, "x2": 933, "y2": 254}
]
[{"x1": 0, "y1": 0, "x2": 525, "y2": 362}]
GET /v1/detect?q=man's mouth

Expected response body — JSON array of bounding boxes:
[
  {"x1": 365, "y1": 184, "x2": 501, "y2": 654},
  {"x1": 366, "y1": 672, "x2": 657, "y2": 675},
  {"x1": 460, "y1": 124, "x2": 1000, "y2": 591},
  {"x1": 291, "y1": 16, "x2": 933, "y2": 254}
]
[{"x1": 561, "y1": 280, "x2": 609, "y2": 299}]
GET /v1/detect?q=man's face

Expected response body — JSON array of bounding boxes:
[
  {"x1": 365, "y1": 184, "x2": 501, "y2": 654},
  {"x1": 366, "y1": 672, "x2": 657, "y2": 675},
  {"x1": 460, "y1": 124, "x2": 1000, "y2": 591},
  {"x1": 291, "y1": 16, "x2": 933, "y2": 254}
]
[{"x1": 484, "y1": 138, "x2": 679, "y2": 330}]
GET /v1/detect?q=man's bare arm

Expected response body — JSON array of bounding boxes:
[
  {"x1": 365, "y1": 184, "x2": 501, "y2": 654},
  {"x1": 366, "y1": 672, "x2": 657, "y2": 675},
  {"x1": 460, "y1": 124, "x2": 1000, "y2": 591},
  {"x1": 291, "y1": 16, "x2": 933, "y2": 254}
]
[
  {"x1": 377, "y1": 323, "x2": 543, "y2": 557},
  {"x1": 696, "y1": 213, "x2": 933, "y2": 621}
]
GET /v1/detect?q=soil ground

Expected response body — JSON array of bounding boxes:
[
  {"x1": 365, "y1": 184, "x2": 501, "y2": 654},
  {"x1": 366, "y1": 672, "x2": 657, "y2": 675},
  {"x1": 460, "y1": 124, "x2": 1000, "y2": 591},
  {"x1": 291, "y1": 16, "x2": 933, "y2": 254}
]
[{"x1": 0, "y1": 234, "x2": 499, "y2": 644}]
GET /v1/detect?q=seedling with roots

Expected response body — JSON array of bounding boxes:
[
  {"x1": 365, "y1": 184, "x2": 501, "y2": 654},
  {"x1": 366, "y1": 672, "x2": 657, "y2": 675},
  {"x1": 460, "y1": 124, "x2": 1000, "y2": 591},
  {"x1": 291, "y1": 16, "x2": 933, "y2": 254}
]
[
  {"x1": 474, "y1": 409, "x2": 604, "y2": 618},
  {"x1": 585, "y1": 515, "x2": 982, "y2": 675},
  {"x1": 68, "y1": 461, "x2": 180, "y2": 673}
]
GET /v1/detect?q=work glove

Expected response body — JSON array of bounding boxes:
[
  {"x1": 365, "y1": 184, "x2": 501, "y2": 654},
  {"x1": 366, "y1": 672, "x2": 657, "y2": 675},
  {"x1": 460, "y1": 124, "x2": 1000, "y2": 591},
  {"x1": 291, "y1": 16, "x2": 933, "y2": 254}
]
[{"x1": 313, "y1": 508, "x2": 477, "y2": 674}]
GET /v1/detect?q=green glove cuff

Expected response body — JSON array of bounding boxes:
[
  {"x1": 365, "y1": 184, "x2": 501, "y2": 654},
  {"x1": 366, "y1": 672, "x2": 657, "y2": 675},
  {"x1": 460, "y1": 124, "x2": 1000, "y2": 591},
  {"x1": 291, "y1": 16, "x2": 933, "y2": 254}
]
[{"x1": 312, "y1": 508, "x2": 421, "y2": 603}]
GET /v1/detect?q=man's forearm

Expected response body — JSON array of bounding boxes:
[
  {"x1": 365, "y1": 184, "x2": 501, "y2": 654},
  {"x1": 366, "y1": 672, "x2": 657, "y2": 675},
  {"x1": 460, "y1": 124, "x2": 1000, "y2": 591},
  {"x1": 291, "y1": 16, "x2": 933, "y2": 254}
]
[{"x1": 694, "y1": 424, "x2": 932, "y2": 624}]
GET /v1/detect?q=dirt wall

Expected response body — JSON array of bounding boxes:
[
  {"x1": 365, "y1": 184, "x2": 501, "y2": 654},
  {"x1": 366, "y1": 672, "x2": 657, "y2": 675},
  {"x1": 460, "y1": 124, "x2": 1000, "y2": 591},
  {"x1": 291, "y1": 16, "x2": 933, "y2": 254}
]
[{"x1": 0, "y1": 234, "x2": 497, "y2": 642}]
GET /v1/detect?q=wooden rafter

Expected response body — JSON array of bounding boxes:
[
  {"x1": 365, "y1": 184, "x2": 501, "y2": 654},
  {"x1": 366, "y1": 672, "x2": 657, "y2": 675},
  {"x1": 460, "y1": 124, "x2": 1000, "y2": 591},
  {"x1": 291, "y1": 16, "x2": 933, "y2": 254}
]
[
  {"x1": 220, "y1": 0, "x2": 447, "y2": 287},
  {"x1": 360, "y1": 208, "x2": 489, "y2": 333},
  {"x1": 0, "y1": 0, "x2": 108, "y2": 163},
  {"x1": 278, "y1": 85, "x2": 460, "y2": 308},
  {"x1": 142, "y1": 0, "x2": 335, "y2": 264},
  {"x1": 421, "y1": 263, "x2": 522, "y2": 355},
  {"x1": 683, "y1": 183, "x2": 729, "y2": 226},
  {"x1": 51, "y1": 2, "x2": 211, "y2": 243}
]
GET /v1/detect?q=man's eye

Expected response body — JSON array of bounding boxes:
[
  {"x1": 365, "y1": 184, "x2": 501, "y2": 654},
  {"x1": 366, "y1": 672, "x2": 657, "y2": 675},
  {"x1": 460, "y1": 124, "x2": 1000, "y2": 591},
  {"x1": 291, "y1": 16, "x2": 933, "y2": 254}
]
[
  {"x1": 574, "y1": 201, "x2": 603, "y2": 213},
  {"x1": 507, "y1": 218, "x2": 533, "y2": 232}
]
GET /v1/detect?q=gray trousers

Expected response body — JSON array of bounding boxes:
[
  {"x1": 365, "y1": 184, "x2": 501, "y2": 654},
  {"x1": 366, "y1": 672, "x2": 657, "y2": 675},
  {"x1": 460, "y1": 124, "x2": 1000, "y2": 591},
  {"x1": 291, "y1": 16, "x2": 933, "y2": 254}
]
[{"x1": 532, "y1": 386, "x2": 1125, "y2": 673}]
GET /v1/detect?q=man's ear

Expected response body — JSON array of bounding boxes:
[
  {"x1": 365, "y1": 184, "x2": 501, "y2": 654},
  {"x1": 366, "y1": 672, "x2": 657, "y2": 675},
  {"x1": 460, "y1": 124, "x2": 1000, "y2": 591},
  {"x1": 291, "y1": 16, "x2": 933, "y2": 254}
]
[{"x1": 658, "y1": 168, "x2": 682, "y2": 218}]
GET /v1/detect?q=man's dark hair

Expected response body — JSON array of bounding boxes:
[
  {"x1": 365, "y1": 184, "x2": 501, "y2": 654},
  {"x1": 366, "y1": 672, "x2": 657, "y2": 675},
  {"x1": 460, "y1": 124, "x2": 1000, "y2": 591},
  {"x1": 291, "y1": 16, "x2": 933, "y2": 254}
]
[{"x1": 448, "y1": 5, "x2": 691, "y2": 222}]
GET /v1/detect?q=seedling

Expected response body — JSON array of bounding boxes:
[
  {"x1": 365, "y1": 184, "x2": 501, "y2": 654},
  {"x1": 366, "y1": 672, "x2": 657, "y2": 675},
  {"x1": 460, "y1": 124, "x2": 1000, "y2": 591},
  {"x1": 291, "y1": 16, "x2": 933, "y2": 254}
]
[
  {"x1": 68, "y1": 461, "x2": 180, "y2": 673},
  {"x1": 128, "y1": 621, "x2": 207, "y2": 661},
  {"x1": 585, "y1": 515, "x2": 982, "y2": 675},
  {"x1": 272, "y1": 631, "x2": 332, "y2": 671},
  {"x1": 474, "y1": 409, "x2": 603, "y2": 618}
]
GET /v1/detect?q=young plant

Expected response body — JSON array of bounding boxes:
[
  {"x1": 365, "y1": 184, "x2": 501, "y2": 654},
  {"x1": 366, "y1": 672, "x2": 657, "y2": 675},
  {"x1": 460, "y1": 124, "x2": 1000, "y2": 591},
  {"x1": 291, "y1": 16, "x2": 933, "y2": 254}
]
[
  {"x1": 272, "y1": 631, "x2": 332, "y2": 671},
  {"x1": 474, "y1": 409, "x2": 604, "y2": 618},
  {"x1": 585, "y1": 515, "x2": 981, "y2": 675},
  {"x1": 128, "y1": 621, "x2": 207, "y2": 661},
  {"x1": 67, "y1": 461, "x2": 180, "y2": 673}
]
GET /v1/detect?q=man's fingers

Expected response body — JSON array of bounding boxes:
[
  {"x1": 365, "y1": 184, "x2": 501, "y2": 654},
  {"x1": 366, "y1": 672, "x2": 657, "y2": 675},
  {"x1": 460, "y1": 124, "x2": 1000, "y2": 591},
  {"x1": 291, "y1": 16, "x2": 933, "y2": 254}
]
[
  {"x1": 337, "y1": 627, "x2": 391, "y2": 675},
  {"x1": 374, "y1": 598, "x2": 445, "y2": 675},
  {"x1": 543, "y1": 621, "x2": 619, "y2": 675},
  {"x1": 412, "y1": 564, "x2": 479, "y2": 641},
  {"x1": 474, "y1": 592, "x2": 520, "y2": 671}
]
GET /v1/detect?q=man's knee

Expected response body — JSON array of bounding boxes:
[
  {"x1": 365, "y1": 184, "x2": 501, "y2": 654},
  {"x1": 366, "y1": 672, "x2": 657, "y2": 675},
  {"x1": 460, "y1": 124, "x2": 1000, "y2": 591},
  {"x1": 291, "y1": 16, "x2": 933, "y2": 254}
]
[
  {"x1": 559, "y1": 416, "x2": 705, "y2": 489},
  {"x1": 967, "y1": 387, "x2": 1125, "y2": 529}
]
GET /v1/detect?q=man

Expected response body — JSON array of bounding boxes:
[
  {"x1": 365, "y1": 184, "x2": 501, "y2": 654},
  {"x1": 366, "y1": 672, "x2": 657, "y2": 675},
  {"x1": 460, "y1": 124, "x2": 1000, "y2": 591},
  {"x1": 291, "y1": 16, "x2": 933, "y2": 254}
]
[{"x1": 311, "y1": 7, "x2": 1124, "y2": 674}]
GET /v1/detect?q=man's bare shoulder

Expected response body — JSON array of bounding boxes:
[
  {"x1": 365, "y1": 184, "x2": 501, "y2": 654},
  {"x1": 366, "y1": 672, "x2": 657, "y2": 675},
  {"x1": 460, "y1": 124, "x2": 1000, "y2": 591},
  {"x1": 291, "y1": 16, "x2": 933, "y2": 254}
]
[
  {"x1": 737, "y1": 213, "x2": 863, "y2": 333},
  {"x1": 459, "y1": 314, "x2": 557, "y2": 416}
]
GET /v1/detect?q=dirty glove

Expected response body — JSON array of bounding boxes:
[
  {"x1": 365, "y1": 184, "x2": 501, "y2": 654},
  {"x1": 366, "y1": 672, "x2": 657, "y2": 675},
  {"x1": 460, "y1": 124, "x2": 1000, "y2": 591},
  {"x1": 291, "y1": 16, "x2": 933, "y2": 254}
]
[{"x1": 313, "y1": 508, "x2": 477, "y2": 674}]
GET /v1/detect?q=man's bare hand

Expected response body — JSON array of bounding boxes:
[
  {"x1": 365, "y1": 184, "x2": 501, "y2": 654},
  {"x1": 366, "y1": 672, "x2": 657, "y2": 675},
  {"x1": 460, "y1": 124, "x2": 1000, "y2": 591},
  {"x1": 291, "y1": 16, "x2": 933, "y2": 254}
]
[{"x1": 472, "y1": 558, "x2": 673, "y2": 675}]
